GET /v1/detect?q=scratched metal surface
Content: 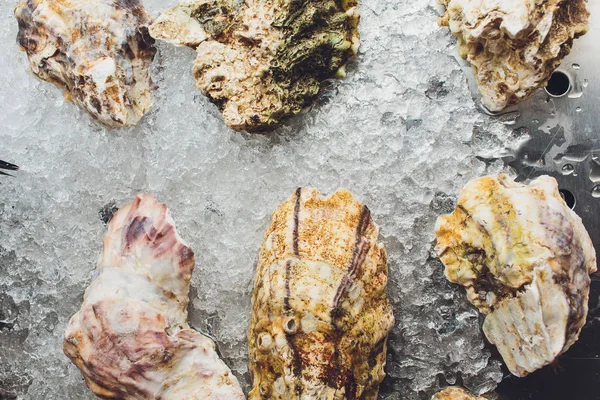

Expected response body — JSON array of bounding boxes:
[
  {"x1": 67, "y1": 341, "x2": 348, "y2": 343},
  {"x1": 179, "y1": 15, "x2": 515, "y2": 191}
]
[{"x1": 457, "y1": 3, "x2": 600, "y2": 399}]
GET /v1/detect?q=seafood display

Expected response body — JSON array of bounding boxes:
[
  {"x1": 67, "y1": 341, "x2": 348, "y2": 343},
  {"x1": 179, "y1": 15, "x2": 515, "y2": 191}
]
[
  {"x1": 432, "y1": 387, "x2": 487, "y2": 400},
  {"x1": 435, "y1": 174, "x2": 597, "y2": 377},
  {"x1": 440, "y1": 0, "x2": 589, "y2": 111},
  {"x1": 15, "y1": 0, "x2": 156, "y2": 128},
  {"x1": 63, "y1": 194, "x2": 245, "y2": 399},
  {"x1": 248, "y1": 188, "x2": 394, "y2": 399},
  {"x1": 149, "y1": 0, "x2": 360, "y2": 132}
]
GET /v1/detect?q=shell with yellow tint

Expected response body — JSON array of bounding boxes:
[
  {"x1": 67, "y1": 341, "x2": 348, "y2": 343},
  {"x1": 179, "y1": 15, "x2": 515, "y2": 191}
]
[
  {"x1": 249, "y1": 188, "x2": 394, "y2": 399},
  {"x1": 435, "y1": 174, "x2": 597, "y2": 377},
  {"x1": 63, "y1": 194, "x2": 245, "y2": 399},
  {"x1": 439, "y1": 0, "x2": 589, "y2": 111}
]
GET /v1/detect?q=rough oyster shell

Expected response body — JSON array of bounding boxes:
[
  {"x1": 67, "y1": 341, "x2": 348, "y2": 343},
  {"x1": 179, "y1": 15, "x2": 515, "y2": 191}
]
[
  {"x1": 149, "y1": 0, "x2": 360, "y2": 132},
  {"x1": 432, "y1": 387, "x2": 487, "y2": 400},
  {"x1": 63, "y1": 194, "x2": 245, "y2": 399},
  {"x1": 440, "y1": 0, "x2": 589, "y2": 111},
  {"x1": 249, "y1": 188, "x2": 394, "y2": 399},
  {"x1": 15, "y1": 0, "x2": 156, "y2": 128},
  {"x1": 435, "y1": 174, "x2": 597, "y2": 377}
]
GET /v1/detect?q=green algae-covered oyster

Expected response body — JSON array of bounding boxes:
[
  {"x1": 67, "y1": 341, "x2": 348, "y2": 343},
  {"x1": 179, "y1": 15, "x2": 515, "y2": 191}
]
[
  {"x1": 435, "y1": 174, "x2": 597, "y2": 377},
  {"x1": 15, "y1": 0, "x2": 156, "y2": 128},
  {"x1": 249, "y1": 188, "x2": 394, "y2": 399},
  {"x1": 440, "y1": 0, "x2": 589, "y2": 111},
  {"x1": 150, "y1": 0, "x2": 360, "y2": 132}
]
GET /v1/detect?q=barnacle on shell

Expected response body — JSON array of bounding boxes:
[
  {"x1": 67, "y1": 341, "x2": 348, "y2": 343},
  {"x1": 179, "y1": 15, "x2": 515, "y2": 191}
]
[
  {"x1": 432, "y1": 387, "x2": 488, "y2": 400},
  {"x1": 150, "y1": 0, "x2": 360, "y2": 132},
  {"x1": 435, "y1": 174, "x2": 597, "y2": 377},
  {"x1": 63, "y1": 194, "x2": 245, "y2": 399},
  {"x1": 440, "y1": 0, "x2": 589, "y2": 111},
  {"x1": 15, "y1": 0, "x2": 156, "y2": 128},
  {"x1": 249, "y1": 188, "x2": 394, "y2": 399}
]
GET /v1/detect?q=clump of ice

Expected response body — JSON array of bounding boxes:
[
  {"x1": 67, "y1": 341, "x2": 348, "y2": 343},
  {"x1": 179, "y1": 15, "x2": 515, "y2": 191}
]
[{"x1": 0, "y1": 0, "x2": 511, "y2": 398}]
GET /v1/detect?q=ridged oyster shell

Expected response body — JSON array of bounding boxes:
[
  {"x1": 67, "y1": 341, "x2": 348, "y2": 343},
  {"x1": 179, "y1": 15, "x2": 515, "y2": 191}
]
[
  {"x1": 439, "y1": 0, "x2": 589, "y2": 111},
  {"x1": 149, "y1": 0, "x2": 360, "y2": 132},
  {"x1": 15, "y1": 0, "x2": 156, "y2": 128},
  {"x1": 432, "y1": 387, "x2": 487, "y2": 400},
  {"x1": 64, "y1": 194, "x2": 245, "y2": 399},
  {"x1": 249, "y1": 188, "x2": 394, "y2": 399},
  {"x1": 435, "y1": 174, "x2": 597, "y2": 377}
]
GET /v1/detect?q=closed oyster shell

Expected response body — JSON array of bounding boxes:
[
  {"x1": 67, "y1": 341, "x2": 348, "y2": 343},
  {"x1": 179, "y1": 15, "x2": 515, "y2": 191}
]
[
  {"x1": 150, "y1": 0, "x2": 360, "y2": 132},
  {"x1": 435, "y1": 174, "x2": 597, "y2": 377},
  {"x1": 249, "y1": 188, "x2": 394, "y2": 399},
  {"x1": 64, "y1": 194, "x2": 245, "y2": 399},
  {"x1": 15, "y1": 0, "x2": 156, "y2": 128},
  {"x1": 440, "y1": 0, "x2": 589, "y2": 111},
  {"x1": 432, "y1": 387, "x2": 487, "y2": 400}
]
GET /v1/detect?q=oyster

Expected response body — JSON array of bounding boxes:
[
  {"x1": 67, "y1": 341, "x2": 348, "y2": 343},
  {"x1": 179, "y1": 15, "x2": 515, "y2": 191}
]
[
  {"x1": 432, "y1": 387, "x2": 487, "y2": 400},
  {"x1": 15, "y1": 0, "x2": 156, "y2": 128},
  {"x1": 439, "y1": 0, "x2": 589, "y2": 111},
  {"x1": 149, "y1": 0, "x2": 360, "y2": 132},
  {"x1": 435, "y1": 174, "x2": 597, "y2": 377},
  {"x1": 64, "y1": 194, "x2": 245, "y2": 399},
  {"x1": 249, "y1": 188, "x2": 394, "y2": 399}
]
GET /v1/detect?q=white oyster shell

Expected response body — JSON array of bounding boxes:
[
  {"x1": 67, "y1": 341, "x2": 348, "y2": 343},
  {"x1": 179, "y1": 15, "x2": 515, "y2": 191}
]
[
  {"x1": 440, "y1": 0, "x2": 589, "y2": 111},
  {"x1": 248, "y1": 188, "x2": 394, "y2": 399},
  {"x1": 432, "y1": 387, "x2": 487, "y2": 400},
  {"x1": 63, "y1": 194, "x2": 245, "y2": 399},
  {"x1": 435, "y1": 174, "x2": 597, "y2": 377},
  {"x1": 15, "y1": 0, "x2": 156, "y2": 128}
]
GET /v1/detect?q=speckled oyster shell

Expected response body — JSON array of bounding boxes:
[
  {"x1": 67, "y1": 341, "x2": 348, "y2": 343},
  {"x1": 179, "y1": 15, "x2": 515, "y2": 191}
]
[
  {"x1": 249, "y1": 188, "x2": 394, "y2": 399},
  {"x1": 64, "y1": 194, "x2": 245, "y2": 399},
  {"x1": 435, "y1": 174, "x2": 597, "y2": 377},
  {"x1": 440, "y1": 0, "x2": 589, "y2": 111},
  {"x1": 15, "y1": 0, "x2": 156, "y2": 128},
  {"x1": 149, "y1": 0, "x2": 360, "y2": 132},
  {"x1": 432, "y1": 387, "x2": 487, "y2": 400}
]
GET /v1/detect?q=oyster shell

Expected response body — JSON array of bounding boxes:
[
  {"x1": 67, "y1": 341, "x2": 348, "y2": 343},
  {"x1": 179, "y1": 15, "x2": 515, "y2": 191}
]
[
  {"x1": 64, "y1": 194, "x2": 245, "y2": 399},
  {"x1": 249, "y1": 188, "x2": 394, "y2": 399},
  {"x1": 435, "y1": 174, "x2": 597, "y2": 377},
  {"x1": 15, "y1": 0, "x2": 156, "y2": 128},
  {"x1": 150, "y1": 0, "x2": 360, "y2": 132},
  {"x1": 432, "y1": 387, "x2": 486, "y2": 400},
  {"x1": 439, "y1": 0, "x2": 589, "y2": 111}
]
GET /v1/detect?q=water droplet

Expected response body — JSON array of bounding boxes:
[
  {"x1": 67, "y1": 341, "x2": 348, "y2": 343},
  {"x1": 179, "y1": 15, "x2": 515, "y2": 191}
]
[
  {"x1": 576, "y1": 107, "x2": 582, "y2": 112},
  {"x1": 572, "y1": 63, "x2": 580, "y2": 70},
  {"x1": 592, "y1": 186, "x2": 600, "y2": 198},
  {"x1": 562, "y1": 164, "x2": 575, "y2": 175},
  {"x1": 532, "y1": 119, "x2": 540, "y2": 124},
  {"x1": 583, "y1": 79, "x2": 589, "y2": 88}
]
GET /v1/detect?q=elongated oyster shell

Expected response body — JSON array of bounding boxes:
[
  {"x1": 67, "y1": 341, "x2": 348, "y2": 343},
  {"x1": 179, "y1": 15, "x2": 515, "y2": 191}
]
[
  {"x1": 435, "y1": 174, "x2": 597, "y2": 377},
  {"x1": 15, "y1": 0, "x2": 156, "y2": 128},
  {"x1": 440, "y1": 0, "x2": 589, "y2": 111},
  {"x1": 249, "y1": 188, "x2": 394, "y2": 399},
  {"x1": 432, "y1": 387, "x2": 487, "y2": 400},
  {"x1": 64, "y1": 194, "x2": 245, "y2": 399},
  {"x1": 150, "y1": 0, "x2": 360, "y2": 132}
]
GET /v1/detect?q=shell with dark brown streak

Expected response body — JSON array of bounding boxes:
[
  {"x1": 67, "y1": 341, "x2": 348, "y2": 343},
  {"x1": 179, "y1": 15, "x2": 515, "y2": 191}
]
[
  {"x1": 249, "y1": 188, "x2": 394, "y2": 399},
  {"x1": 15, "y1": 0, "x2": 156, "y2": 128},
  {"x1": 63, "y1": 194, "x2": 245, "y2": 399},
  {"x1": 435, "y1": 174, "x2": 597, "y2": 377}
]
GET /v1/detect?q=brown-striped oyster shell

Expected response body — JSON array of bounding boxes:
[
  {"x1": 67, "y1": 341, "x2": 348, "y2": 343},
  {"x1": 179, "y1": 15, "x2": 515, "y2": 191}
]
[
  {"x1": 435, "y1": 174, "x2": 597, "y2": 377},
  {"x1": 249, "y1": 188, "x2": 394, "y2": 399},
  {"x1": 63, "y1": 194, "x2": 245, "y2": 399},
  {"x1": 149, "y1": 0, "x2": 360, "y2": 132},
  {"x1": 15, "y1": 0, "x2": 156, "y2": 128},
  {"x1": 440, "y1": 0, "x2": 589, "y2": 111}
]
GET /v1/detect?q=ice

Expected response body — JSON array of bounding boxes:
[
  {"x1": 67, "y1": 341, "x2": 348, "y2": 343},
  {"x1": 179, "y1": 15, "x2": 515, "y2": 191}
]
[{"x1": 0, "y1": 0, "x2": 512, "y2": 398}]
